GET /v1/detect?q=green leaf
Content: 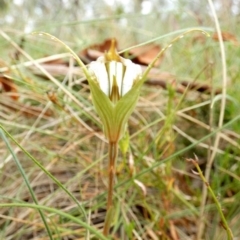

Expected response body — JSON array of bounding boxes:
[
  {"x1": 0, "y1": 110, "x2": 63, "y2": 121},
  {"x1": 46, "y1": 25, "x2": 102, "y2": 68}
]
[
  {"x1": 88, "y1": 77, "x2": 144, "y2": 143},
  {"x1": 114, "y1": 79, "x2": 144, "y2": 139},
  {"x1": 88, "y1": 78, "x2": 116, "y2": 141}
]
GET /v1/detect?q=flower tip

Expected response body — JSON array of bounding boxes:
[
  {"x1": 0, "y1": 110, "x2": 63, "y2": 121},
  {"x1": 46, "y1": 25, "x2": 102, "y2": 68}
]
[{"x1": 105, "y1": 38, "x2": 121, "y2": 62}]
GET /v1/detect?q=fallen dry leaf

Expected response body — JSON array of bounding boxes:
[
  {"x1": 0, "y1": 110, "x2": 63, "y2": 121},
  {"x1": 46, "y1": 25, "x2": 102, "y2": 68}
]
[
  {"x1": 193, "y1": 31, "x2": 239, "y2": 46},
  {"x1": 128, "y1": 43, "x2": 163, "y2": 67},
  {"x1": 0, "y1": 59, "x2": 19, "y2": 100},
  {"x1": 79, "y1": 38, "x2": 163, "y2": 67},
  {"x1": 0, "y1": 75, "x2": 19, "y2": 100},
  {"x1": 212, "y1": 31, "x2": 239, "y2": 45},
  {"x1": 79, "y1": 38, "x2": 118, "y2": 63}
]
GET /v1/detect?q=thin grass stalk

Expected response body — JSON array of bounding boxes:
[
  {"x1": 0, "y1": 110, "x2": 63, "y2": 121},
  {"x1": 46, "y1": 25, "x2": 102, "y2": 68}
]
[
  {"x1": 188, "y1": 156, "x2": 233, "y2": 240},
  {"x1": 197, "y1": 0, "x2": 228, "y2": 238},
  {"x1": 103, "y1": 142, "x2": 118, "y2": 236}
]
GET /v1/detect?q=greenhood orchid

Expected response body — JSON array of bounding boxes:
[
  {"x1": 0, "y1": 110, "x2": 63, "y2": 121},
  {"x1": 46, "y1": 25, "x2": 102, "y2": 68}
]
[
  {"x1": 32, "y1": 30, "x2": 210, "y2": 237},
  {"x1": 88, "y1": 39, "x2": 143, "y2": 143}
]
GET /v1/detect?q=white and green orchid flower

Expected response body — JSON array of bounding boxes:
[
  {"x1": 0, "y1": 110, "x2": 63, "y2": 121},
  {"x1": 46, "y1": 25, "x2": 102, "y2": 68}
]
[
  {"x1": 89, "y1": 41, "x2": 142, "y2": 103},
  {"x1": 32, "y1": 30, "x2": 210, "y2": 237},
  {"x1": 88, "y1": 39, "x2": 143, "y2": 143}
]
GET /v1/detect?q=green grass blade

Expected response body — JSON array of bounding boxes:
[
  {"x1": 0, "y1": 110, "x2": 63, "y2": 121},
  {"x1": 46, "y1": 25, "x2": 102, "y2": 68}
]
[
  {"x1": 0, "y1": 202, "x2": 108, "y2": 240},
  {"x1": 0, "y1": 124, "x2": 87, "y2": 222},
  {"x1": 0, "y1": 129, "x2": 53, "y2": 240}
]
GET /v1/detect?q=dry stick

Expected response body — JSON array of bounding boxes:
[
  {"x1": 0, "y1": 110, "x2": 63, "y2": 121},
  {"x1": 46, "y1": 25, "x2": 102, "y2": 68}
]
[
  {"x1": 188, "y1": 156, "x2": 233, "y2": 240},
  {"x1": 103, "y1": 142, "x2": 118, "y2": 236},
  {"x1": 197, "y1": 0, "x2": 228, "y2": 239},
  {"x1": 0, "y1": 53, "x2": 72, "y2": 73}
]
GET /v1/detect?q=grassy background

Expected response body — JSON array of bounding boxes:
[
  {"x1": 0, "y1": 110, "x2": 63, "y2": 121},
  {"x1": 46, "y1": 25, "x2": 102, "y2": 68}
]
[{"x1": 0, "y1": 0, "x2": 240, "y2": 239}]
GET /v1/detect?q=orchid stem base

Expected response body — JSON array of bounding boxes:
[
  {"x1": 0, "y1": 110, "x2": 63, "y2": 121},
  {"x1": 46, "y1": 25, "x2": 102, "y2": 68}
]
[{"x1": 103, "y1": 142, "x2": 118, "y2": 237}]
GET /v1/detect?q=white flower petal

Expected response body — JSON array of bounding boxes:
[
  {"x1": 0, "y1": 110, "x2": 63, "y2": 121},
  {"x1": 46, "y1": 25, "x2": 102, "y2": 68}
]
[
  {"x1": 89, "y1": 61, "x2": 109, "y2": 96},
  {"x1": 89, "y1": 55, "x2": 142, "y2": 98},
  {"x1": 96, "y1": 56, "x2": 105, "y2": 63},
  {"x1": 122, "y1": 60, "x2": 142, "y2": 96},
  {"x1": 115, "y1": 62, "x2": 123, "y2": 95}
]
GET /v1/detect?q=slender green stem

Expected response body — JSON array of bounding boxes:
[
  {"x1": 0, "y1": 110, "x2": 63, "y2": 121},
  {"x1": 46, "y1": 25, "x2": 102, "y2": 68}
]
[
  {"x1": 103, "y1": 142, "x2": 118, "y2": 236},
  {"x1": 107, "y1": 142, "x2": 118, "y2": 210},
  {"x1": 188, "y1": 156, "x2": 233, "y2": 240}
]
